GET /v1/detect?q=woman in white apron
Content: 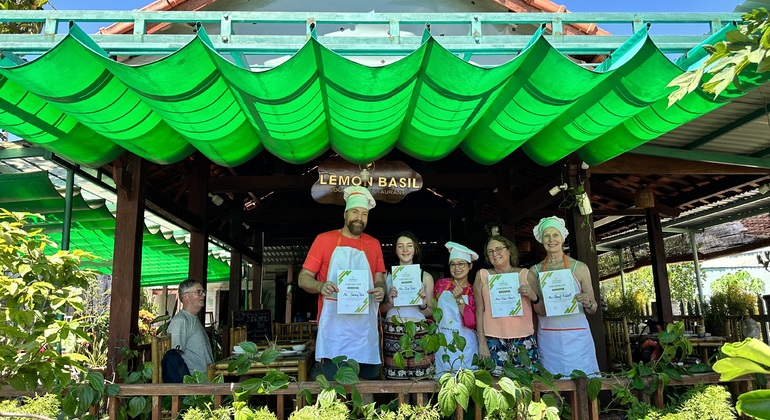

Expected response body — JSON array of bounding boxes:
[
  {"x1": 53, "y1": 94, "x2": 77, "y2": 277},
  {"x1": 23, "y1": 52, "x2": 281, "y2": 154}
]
[
  {"x1": 530, "y1": 216, "x2": 600, "y2": 377},
  {"x1": 434, "y1": 242, "x2": 479, "y2": 377},
  {"x1": 381, "y1": 231, "x2": 435, "y2": 379}
]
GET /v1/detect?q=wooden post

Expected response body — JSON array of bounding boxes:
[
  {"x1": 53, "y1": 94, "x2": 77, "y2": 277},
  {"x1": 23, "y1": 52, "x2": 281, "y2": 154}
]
[
  {"x1": 564, "y1": 158, "x2": 608, "y2": 372},
  {"x1": 228, "y1": 194, "x2": 244, "y2": 321},
  {"x1": 646, "y1": 205, "x2": 674, "y2": 324},
  {"x1": 108, "y1": 152, "x2": 145, "y2": 377},
  {"x1": 188, "y1": 153, "x2": 210, "y2": 324}
]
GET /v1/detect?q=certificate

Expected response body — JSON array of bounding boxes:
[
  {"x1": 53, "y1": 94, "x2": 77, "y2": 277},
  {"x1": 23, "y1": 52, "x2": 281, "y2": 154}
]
[
  {"x1": 488, "y1": 272, "x2": 523, "y2": 317},
  {"x1": 539, "y1": 269, "x2": 579, "y2": 316},
  {"x1": 336, "y1": 269, "x2": 370, "y2": 314},
  {"x1": 391, "y1": 264, "x2": 422, "y2": 307}
]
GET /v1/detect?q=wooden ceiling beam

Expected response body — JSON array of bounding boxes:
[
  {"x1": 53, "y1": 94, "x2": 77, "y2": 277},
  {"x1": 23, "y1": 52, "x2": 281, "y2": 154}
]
[
  {"x1": 245, "y1": 205, "x2": 463, "y2": 223},
  {"x1": 209, "y1": 173, "x2": 498, "y2": 193},
  {"x1": 591, "y1": 182, "x2": 681, "y2": 217},
  {"x1": 591, "y1": 154, "x2": 770, "y2": 175}
]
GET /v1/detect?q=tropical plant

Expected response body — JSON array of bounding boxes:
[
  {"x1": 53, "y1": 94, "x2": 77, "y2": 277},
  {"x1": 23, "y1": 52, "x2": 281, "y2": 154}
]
[
  {"x1": 0, "y1": 209, "x2": 110, "y2": 418},
  {"x1": 711, "y1": 270, "x2": 765, "y2": 296},
  {"x1": 604, "y1": 291, "x2": 645, "y2": 322},
  {"x1": 667, "y1": 7, "x2": 770, "y2": 105},
  {"x1": 713, "y1": 338, "x2": 770, "y2": 418},
  {"x1": 0, "y1": 0, "x2": 49, "y2": 34},
  {"x1": 667, "y1": 262, "x2": 702, "y2": 311},
  {"x1": 704, "y1": 281, "x2": 756, "y2": 336}
]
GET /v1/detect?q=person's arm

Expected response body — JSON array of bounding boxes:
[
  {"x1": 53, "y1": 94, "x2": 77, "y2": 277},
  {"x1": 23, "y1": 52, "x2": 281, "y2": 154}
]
[
  {"x1": 526, "y1": 268, "x2": 546, "y2": 316},
  {"x1": 299, "y1": 268, "x2": 337, "y2": 296},
  {"x1": 418, "y1": 271, "x2": 435, "y2": 318},
  {"x1": 168, "y1": 314, "x2": 189, "y2": 351},
  {"x1": 472, "y1": 271, "x2": 490, "y2": 359},
  {"x1": 380, "y1": 273, "x2": 395, "y2": 313},
  {"x1": 573, "y1": 261, "x2": 598, "y2": 315}
]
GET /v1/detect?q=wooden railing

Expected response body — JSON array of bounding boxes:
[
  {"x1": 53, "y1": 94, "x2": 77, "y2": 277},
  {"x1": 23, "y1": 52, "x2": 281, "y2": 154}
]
[
  {"x1": 1, "y1": 374, "x2": 758, "y2": 420},
  {"x1": 102, "y1": 373, "x2": 757, "y2": 420}
]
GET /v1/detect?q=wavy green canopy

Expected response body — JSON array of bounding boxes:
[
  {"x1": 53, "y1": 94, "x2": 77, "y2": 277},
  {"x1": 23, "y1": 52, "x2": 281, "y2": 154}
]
[
  {"x1": 0, "y1": 171, "x2": 230, "y2": 287},
  {"x1": 0, "y1": 23, "x2": 766, "y2": 168}
]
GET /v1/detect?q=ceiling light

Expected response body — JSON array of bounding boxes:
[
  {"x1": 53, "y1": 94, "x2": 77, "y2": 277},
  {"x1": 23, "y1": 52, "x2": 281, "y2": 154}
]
[{"x1": 208, "y1": 193, "x2": 224, "y2": 206}]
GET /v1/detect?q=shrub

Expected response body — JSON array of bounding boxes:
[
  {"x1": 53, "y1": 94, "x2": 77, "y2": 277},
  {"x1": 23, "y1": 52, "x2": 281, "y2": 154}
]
[
  {"x1": 180, "y1": 406, "x2": 232, "y2": 420},
  {"x1": 0, "y1": 393, "x2": 61, "y2": 419},
  {"x1": 643, "y1": 384, "x2": 734, "y2": 419},
  {"x1": 289, "y1": 400, "x2": 349, "y2": 420}
]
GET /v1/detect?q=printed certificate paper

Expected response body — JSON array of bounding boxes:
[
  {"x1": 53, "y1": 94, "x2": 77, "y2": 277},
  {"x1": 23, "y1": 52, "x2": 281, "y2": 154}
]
[
  {"x1": 488, "y1": 272, "x2": 523, "y2": 317},
  {"x1": 336, "y1": 269, "x2": 370, "y2": 314},
  {"x1": 539, "y1": 269, "x2": 579, "y2": 316},
  {"x1": 392, "y1": 264, "x2": 422, "y2": 307}
]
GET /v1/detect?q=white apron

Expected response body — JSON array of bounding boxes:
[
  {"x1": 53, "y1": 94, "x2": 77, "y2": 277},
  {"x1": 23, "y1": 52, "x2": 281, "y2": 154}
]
[
  {"x1": 315, "y1": 242, "x2": 381, "y2": 365},
  {"x1": 536, "y1": 257, "x2": 600, "y2": 377},
  {"x1": 435, "y1": 286, "x2": 478, "y2": 376}
]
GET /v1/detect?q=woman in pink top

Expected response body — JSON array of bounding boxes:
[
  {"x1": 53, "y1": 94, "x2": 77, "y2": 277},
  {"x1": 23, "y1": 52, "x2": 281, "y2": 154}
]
[
  {"x1": 473, "y1": 235, "x2": 544, "y2": 375},
  {"x1": 433, "y1": 241, "x2": 479, "y2": 376}
]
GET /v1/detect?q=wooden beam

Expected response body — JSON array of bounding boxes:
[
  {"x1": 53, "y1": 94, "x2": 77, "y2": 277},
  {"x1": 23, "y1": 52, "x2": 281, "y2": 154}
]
[
  {"x1": 208, "y1": 173, "x2": 497, "y2": 193},
  {"x1": 591, "y1": 182, "x2": 681, "y2": 218},
  {"x1": 228, "y1": 194, "x2": 244, "y2": 316},
  {"x1": 188, "y1": 153, "x2": 209, "y2": 325},
  {"x1": 108, "y1": 153, "x2": 145, "y2": 378},
  {"x1": 245, "y1": 205, "x2": 462, "y2": 222},
  {"x1": 646, "y1": 206, "x2": 674, "y2": 324},
  {"x1": 591, "y1": 154, "x2": 770, "y2": 175},
  {"x1": 563, "y1": 159, "x2": 607, "y2": 372}
]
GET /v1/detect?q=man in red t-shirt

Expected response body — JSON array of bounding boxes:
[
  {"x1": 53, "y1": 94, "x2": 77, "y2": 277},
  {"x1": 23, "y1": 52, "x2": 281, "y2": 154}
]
[{"x1": 299, "y1": 186, "x2": 386, "y2": 380}]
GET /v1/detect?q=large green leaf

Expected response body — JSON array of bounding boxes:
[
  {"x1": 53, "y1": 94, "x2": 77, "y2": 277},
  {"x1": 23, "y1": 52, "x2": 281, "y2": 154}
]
[{"x1": 737, "y1": 390, "x2": 770, "y2": 418}]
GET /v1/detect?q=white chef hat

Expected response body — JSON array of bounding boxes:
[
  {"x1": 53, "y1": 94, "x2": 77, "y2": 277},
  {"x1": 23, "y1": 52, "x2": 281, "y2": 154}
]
[
  {"x1": 343, "y1": 186, "x2": 376, "y2": 211},
  {"x1": 532, "y1": 216, "x2": 569, "y2": 243},
  {"x1": 445, "y1": 241, "x2": 479, "y2": 263}
]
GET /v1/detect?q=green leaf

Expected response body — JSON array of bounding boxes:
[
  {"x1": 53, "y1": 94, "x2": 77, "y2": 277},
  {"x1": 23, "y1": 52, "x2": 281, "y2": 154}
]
[
  {"x1": 588, "y1": 377, "x2": 602, "y2": 400},
  {"x1": 726, "y1": 29, "x2": 752, "y2": 43},
  {"x1": 457, "y1": 368, "x2": 475, "y2": 390},
  {"x1": 334, "y1": 366, "x2": 359, "y2": 385},
  {"x1": 331, "y1": 355, "x2": 347, "y2": 364},
  {"x1": 737, "y1": 389, "x2": 770, "y2": 418},
  {"x1": 62, "y1": 392, "x2": 77, "y2": 416},
  {"x1": 318, "y1": 388, "x2": 337, "y2": 407},
  {"x1": 414, "y1": 352, "x2": 424, "y2": 364},
  {"x1": 299, "y1": 388, "x2": 312, "y2": 405},
  {"x1": 127, "y1": 396, "x2": 146, "y2": 418},
  {"x1": 474, "y1": 369, "x2": 493, "y2": 387},
  {"x1": 404, "y1": 321, "x2": 417, "y2": 338},
  {"x1": 454, "y1": 382, "x2": 470, "y2": 410},
  {"x1": 79, "y1": 385, "x2": 96, "y2": 412},
  {"x1": 346, "y1": 359, "x2": 360, "y2": 375},
  {"x1": 393, "y1": 351, "x2": 406, "y2": 369},
  {"x1": 438, "y1": 386, "x2": 456, "y2": 416},
  {"x1": 498, "y1": 377, "x2": 519, "y2": 398},
  {"x1": 483, "y1": 387, "x2": 507, "y2": 414},
  {"x1": 105, "y1": 384, "x2": 120, "y2": 397},
  {"x1": 351, "y1": 386, "x2": 362, "y2": 408},
  {"x1": 316, "y1": 374, "x2": 330, "y2": 389},
  {"x1": 713, "y1": 357, "x2": 770, "y2": 381}
]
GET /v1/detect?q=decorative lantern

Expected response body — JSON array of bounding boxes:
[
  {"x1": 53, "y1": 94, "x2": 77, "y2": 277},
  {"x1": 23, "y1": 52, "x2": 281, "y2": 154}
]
[{"x1": 634, "y1": 185, "x2": 655, "y2": 208}]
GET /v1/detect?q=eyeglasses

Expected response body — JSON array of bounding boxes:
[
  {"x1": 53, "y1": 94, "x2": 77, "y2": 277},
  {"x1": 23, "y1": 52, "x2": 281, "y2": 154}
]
[
  {"x1": 486, "y1": 246, "x2": 507, "y2": 256},
  {"x1": 185, "y1": 289, "x2": 206, "y2": 296},
  {"x1": 449, "y1": 262, "x2": 468, "y2": 269}
]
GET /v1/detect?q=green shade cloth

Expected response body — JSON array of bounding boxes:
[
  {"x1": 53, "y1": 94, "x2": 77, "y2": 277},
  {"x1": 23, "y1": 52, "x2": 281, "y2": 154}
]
[
  {"x1": 0, "y1": 23, "x2": 767, "y2": 168},
  {"x1": 0, "y1": 171, "x2": 231, "y2": 287}
]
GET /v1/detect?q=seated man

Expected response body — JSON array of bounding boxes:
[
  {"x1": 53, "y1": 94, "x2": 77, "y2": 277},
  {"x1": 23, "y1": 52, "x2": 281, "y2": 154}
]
[{"x1": 167, "y1": 279, "x2": 214, "y2": 374}]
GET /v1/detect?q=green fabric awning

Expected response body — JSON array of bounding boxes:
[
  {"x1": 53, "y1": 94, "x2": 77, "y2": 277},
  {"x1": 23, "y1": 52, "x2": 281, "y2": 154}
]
[
  {"x1": 0, "y1": 171, "x2": 231, "y2": 287},
  {"x1": 0, "y1": 23, "x2": 767, "y2": 168}
]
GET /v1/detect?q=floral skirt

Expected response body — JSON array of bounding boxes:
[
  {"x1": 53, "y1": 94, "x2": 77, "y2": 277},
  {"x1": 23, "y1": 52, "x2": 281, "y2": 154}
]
[{"x1": 486, "y1": 334, "x2": 540, "y2": 375}]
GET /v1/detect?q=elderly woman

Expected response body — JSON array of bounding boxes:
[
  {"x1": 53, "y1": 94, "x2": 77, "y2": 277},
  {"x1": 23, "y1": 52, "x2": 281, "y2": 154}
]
[
  {"x1": 381, "y1": 231, "x2": 435, "y2": 379},
  {"x1": 529, "y1": 216, "x2": 600, "y2": 377},
  {"x1": 434, "y1": 241, "x2": 479, "y2": 376},
  {"x1": 473, "y1": 235, "x2": 542, "y2": 375}
]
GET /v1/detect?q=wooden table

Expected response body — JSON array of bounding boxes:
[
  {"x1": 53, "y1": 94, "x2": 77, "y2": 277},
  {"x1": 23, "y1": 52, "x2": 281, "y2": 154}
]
[
  {"x1": 688, "y1": 336, "x2": 727, "y2": 362},
  {"x1": 207, "y1": 341, "x2": 312, "y2": 382}
]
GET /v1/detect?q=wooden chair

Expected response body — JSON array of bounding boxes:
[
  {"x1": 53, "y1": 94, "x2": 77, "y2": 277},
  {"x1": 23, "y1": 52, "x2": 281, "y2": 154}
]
[
  {"x1": 151, "y1": 334, "x2": 172, "y2": 384},
  {"x1": 604, "y1": 317, "x2": 633, "y2": 371},
  {"x1": 230, "y1": 326, "x2": 247, "y2": 350},
  {"x1": 673, "y1": 315, "x2": 704, "y2": 333},
  {"x1": 273, "y1": 322, "x2": 313, "y2": 340}
]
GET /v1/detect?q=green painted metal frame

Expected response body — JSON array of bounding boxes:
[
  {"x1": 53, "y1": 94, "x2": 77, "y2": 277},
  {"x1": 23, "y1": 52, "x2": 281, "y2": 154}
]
[
  {"x1": 0, "y1": 10, "x2": 741, "y2": 59},
  {"x1": 631, "y1": 145, "x2": 770, "y2": 169}
]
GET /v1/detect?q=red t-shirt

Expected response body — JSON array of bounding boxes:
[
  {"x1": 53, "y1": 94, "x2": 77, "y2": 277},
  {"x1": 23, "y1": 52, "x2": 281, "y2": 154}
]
[{"x1": 303, "y1": 230, "x2": 386, "y2": 317}]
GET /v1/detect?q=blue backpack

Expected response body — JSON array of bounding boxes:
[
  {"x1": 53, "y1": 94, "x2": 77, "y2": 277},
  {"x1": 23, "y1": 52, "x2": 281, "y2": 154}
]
[{"x1": 161, "y1": 346, "x2": 191, "y2": 383}]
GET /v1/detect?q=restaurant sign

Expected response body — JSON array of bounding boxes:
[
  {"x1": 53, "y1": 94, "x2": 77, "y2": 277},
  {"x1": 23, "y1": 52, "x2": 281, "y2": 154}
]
[{"x1": 312, "y1": 156, "x2": 423, "y2": 204}]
